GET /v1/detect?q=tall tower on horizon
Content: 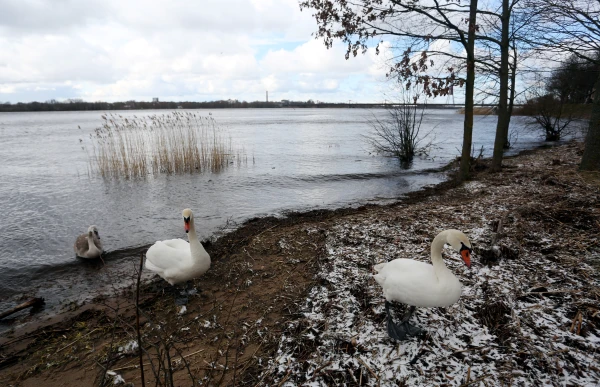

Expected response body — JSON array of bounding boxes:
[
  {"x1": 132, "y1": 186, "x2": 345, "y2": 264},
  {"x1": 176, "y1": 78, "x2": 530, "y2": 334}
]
[{"x1": 266, "y1": 91, "x2": 268, "y2": 103}]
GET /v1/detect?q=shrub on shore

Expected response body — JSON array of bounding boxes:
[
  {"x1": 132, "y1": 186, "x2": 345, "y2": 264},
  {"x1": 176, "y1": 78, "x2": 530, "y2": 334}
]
[{"x1": 364, "y1": 88, "x2": 433, "y2": 168}]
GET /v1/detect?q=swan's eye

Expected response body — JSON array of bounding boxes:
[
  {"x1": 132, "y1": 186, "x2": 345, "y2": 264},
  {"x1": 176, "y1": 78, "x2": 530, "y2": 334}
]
[{"x1": 94, "y1": 230, "x2": 99, "y2": 235}]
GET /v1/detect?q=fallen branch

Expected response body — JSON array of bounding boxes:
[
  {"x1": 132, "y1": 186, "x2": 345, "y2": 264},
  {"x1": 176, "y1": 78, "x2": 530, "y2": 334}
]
[
  {"x1": 459, "y1": 374, "x2": 491, "y2": 387},
  {"x1": 0, "y1": 298, "x2": 44, "y2": 320}
]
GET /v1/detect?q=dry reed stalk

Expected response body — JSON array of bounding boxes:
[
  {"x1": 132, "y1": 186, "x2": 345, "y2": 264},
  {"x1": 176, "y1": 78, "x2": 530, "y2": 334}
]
[{"x1": 84, "y1": 112, "x2": 245, "y2": 179}]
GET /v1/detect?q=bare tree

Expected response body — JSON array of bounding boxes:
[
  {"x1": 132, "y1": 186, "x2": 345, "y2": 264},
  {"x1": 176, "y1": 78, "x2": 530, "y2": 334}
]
[
  {"x1": 300, "y1": 0, "x2": 483, "y2": 180},
  {"x1": 547, "y1": 54, "x2": 599, "y2": 103},
  {"x1": 445, "y1": 0, "x2": 539, "y2": 170},
  {"x1": 526, "y1": 0, "x2": 600, "y2": 171},
  {"x1": 484, "y1": 0, "x2": 531, "y2": 171},
  {"x1": 462, "y1": 0, "x2": 480, "y2": 180}
]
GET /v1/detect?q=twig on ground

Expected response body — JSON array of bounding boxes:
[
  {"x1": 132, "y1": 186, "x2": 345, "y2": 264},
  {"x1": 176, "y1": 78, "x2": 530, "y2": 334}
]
[
  {"x1": 306, "y1": 361, "x2": 333, "y2": 382},
  {"x1": 570, "y1": 311, "x2": 583, "y2": 335},
  {"x1": 57, "y1": 328, "x2": 99, "y2": 353},
  {"x1": 459, "y1": 374, "x2": 491, "y2": 387},
  {"x1": 357, "y1": 357, "x2": 378, "y2": 380},
  {"x1": 136, "y1": 253, "x2": 146, "y2": 387}
]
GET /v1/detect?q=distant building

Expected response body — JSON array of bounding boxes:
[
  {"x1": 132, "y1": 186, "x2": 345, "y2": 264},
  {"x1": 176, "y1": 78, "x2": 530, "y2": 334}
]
[{"x1": 152, "y1": 97, "x2": 159, "y2": 103}]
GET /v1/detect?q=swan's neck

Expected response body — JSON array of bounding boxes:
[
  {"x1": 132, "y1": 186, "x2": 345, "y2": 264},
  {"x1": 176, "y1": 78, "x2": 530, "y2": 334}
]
[
  {"x1": 92, "y1": 234, "x2": 101, "y2": 248},
  {"x1": 87, "y1": 234, "x2": 99, "y2": 252},
  {"x1": 430, "y1": 231, "x2": 450, "y2": 275},
  {"x1": 187, "y1": 220, "x2": 206, "y2": 261}
]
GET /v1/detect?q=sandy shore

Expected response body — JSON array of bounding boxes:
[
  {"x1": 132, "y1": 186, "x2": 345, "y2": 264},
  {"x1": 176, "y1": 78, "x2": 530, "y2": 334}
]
[{"x1": 0, "y1": 141, "x2": 598, "y2": 386}]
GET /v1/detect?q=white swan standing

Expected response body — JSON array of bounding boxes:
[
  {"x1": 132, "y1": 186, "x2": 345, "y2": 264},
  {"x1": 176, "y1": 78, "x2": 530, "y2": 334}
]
[
  {"x1": 74, "y1": 225, "x2": 104, "y2": 260},
  {"x1": 145, "y1": 209, "x2": 211, "y2": 294},
  {"x1": 373, "y1": 229, "x2": 472, "y2": 340}
]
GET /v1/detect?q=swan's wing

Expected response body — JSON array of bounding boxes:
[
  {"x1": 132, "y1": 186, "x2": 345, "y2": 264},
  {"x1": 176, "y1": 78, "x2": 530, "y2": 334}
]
[
  {"x1": 374, "y1": 259, "x2": 437, "y2": 302},
  {"x1": 74, "y1": 234, "x2": 88, "y2": 256},
  {"x1": 145, "y1": 240, "x2": 191, "y2": 272},
  {"x1": 144, "y1": 257, "x2": 165, "y2": 274},
  {"x1": 162, "y1": 239, "x2": 189, "y2": 250},
  {"x1": 379, "y1": 259, "x2": 436, "y2": 284}
]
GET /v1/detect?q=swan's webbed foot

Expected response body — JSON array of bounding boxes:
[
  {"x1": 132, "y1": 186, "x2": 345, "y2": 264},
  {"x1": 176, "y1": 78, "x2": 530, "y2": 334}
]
[
  {"x1": 385, "y1": 302, "x2": 423, "y2": 340},
  {"x1": 387, "y1": 316, "x2": 407, "y2": 340},
  {"x1": 174, "y1": 281, "x2": 193, "y2": 305},
  {"x1": 396, "y1": 320, "x2": 423, "y2": 337}
]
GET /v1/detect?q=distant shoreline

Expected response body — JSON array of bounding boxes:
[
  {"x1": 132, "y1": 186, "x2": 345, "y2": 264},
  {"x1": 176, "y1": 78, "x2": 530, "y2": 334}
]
[{"x1": 0, "y1": 100, "x2": 505, "y2": 113}]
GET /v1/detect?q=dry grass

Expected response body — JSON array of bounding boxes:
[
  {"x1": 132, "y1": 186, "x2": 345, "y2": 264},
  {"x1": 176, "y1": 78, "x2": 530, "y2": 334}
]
[
  {"x1": 457, "y1": 106, "x2": 497, "y2": 115},
  {"x1": 84, "y1": 112, "x2": 245, "y2": 179}
]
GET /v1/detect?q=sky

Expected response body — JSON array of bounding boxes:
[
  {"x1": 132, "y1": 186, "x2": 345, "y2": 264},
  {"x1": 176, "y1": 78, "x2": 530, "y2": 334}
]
[{"x1": 0, "y1": 0, "x2": 404, "y2": 104}]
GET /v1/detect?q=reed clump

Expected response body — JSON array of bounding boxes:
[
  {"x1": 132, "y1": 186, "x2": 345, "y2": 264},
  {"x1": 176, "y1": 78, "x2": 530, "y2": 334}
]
[
  {"x1": 457, "y1": 106, "x2": 497, "y2": 115},
  {"x1": 85, "y1": 112, "x2": 245, "y2": 179}
]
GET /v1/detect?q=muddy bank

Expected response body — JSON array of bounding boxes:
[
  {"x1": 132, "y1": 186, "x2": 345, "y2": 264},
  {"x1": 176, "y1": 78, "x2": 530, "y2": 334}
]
[{"x1": 0, "y1": 141, "x2": 598, "y2": 386}]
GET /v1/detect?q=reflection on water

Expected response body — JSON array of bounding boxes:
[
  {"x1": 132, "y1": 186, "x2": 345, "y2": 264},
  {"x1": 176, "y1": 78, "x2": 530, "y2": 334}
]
[{"x1": 0, "y1": 108, "x2": 543, "y2": 325}]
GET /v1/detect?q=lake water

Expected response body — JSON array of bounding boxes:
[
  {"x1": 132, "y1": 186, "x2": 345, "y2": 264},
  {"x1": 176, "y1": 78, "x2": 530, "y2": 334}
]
[{"x1": 0, "y1": 108, "x2": 541, "y2": 326}]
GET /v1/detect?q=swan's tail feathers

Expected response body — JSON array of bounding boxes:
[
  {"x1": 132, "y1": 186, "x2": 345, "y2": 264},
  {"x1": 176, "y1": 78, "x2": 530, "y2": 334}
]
[
  {"x1": 373, "y1": 262, "x2": 387, "y2": 273},
  {"x1": 144, "y1": 256, "x2": 164, "y2": 274},
  {"x1": 373, "y1": 273, "x2": 386, "y2": 286},
  {"x1": 373, "y1": 262, "x2": 388, "y2": 286}
]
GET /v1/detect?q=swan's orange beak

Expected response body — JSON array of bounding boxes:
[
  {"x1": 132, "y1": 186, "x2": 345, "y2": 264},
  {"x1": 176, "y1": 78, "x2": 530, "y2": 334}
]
[
  {"x1": 461, "y1": 249, "x2": 471, "y2": 268},
  {"x1": 184, "y1": 219, "x2": 190, "y2": 233}
]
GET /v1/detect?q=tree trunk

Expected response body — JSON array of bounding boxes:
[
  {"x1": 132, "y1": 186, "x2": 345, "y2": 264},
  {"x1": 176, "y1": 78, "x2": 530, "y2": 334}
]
[
  {"x1": 580, "y1": 74, "x2": 600, "y2": 171},
  {"x1": 490, "y1": 0, "x2": 510, "y2": 172},
  {"x1": 507, "y1": 47, "x2": 517, "y2": 129},
  {"x1": 459, "y1": 0, "x2": 479, "y2": 181}
]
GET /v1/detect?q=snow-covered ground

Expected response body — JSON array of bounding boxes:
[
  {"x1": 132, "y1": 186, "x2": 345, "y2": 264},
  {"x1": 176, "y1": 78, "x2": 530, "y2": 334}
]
[{"x1": 261, "y1": 145, "x2": 600, "y2": 386}]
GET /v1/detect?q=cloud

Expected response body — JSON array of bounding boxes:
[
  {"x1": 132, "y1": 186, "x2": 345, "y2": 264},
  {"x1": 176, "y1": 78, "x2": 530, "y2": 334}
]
[
  {"x1": 0, "y1": 0, "x2": 109, "y2": 33},
  {"x1": 0, "y1": 0, "x2": 392, "y2": 103}
]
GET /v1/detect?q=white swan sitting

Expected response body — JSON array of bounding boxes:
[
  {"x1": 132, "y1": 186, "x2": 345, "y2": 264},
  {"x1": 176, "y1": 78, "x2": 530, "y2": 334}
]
[
  {"x1": 373, "y1": 229, "x2": 472, "y2": 340},
  {"x1": 145, "y1": 209, "x2": 211, "y2": 294},
  {"x1": 74, "y1": 225, "x2": 104, "y2": 259}
]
